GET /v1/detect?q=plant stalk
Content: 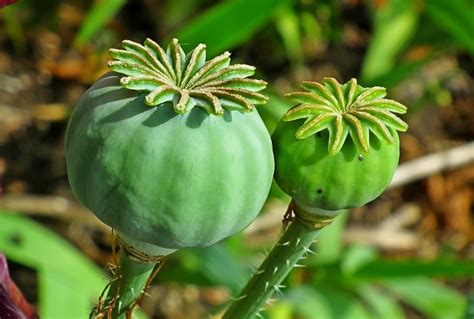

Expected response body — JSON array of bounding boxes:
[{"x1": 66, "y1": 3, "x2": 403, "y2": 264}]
[
  {"x1": 96, "y1": 252, "x2": 157, "y2": 318},
  {"x1": 222, "y1": 217, "x2": 325, "y2": 319}
]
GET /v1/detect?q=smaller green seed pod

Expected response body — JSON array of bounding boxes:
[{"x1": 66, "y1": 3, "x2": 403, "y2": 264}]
[
  {"x1": 273, "y1": 77, "x2": 408, "y2": 212},
  {"x1": 224, "y1": 78, "x2": 408, "y2": 319}
]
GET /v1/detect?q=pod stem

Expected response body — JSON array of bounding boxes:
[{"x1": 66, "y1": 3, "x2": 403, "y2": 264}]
[
  {"x1": 92, "y1": 251, "x2": 165, "y2": 318},
  {"x1": 222, "y1": 202, "x2": 335, "y2": 319}
]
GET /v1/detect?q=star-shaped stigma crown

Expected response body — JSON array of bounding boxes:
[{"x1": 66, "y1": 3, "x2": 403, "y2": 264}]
[
  {"x1": 108, "y1": 38, "x2": 269, "y2": 116},
  {"x1": 283, "y1": 77, "x2": 408, "y2": 155}
]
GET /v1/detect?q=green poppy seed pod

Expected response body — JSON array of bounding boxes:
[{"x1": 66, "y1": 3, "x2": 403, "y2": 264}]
[
  {"x1": 65, "y1": 39, "x2": 274, "y2": 258},
  {"x1": 273, "y1": 78, "x2": 408, "y2": 213}
]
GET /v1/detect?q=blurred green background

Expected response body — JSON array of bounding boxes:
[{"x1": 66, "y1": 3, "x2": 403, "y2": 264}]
[{"x1": 0, "y1": 0, "x2": 473, "y2": 318}]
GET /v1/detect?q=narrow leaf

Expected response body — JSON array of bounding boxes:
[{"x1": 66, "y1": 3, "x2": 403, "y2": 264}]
[
  {"x1": 383, "y1": 277, "x2": 466, "y2": 319},
  {"x1": 74, "y1": 0, "x2": 126, "y2": 47},
  {"x1": 176, "y1": 0, "x2": 290, "y2": 56},
  {"x1": 357, "y1": 284, "x2": 406, "y2": 319}
]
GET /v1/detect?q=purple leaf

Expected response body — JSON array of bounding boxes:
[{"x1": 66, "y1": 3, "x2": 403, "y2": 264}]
[
  {"x1": 0, "y1": 0, "x2": 18, "y2": 8},
  {"x1": 0, "y1": 254, "x2": 38, "y2": 319},
  {"x1": 0, "y1": 284, "x2": 27, "y2": 319}
]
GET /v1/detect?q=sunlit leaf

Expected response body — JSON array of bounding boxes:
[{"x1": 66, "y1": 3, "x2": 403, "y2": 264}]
[
  {"x1": 361, "y1": 0, "x2": 418, "y2": 83},
  {"x1": 74, "y1": 0, "x2": 126, "y2": 47},
  {"x1": 176, "y1": 0, "x2": 291, "y2": 56},
  {"x1": 0, "y1": 211, "x2": 105, "y2": 318},
  {"x1": 383, "y1": 277, "x2": 466, "y2": 319}
]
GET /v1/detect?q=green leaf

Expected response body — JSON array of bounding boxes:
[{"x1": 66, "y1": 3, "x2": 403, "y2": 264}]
[
  {"x1": 383, "y1": 277, "x2": 466, "y2": 319},
  {"x1": 0, "y1": 6, "x2": 26, "y2": 53},
  {"x1": 257, "y1": 91, "x2": 293, "y2": 133},
  {"x1": 267, "y1": 301, "x2": 294, "y2": 319},
  {"x1": 74, "y1": 0, "x2": 126, "y2": 47},
  {"x1": 357, "y1": 284, "x2": 406, "y2": 319},
  {"x1": 340, "y1": 244, "x2": 378, "y2": 275},
  {"x1": 0, "y1": 211, "x2": 105, "y2": 318},
  {"x1": 174, "y1": 244, "x2": 249, "y2": 295},
  {"x1": 274, "y1": 5, "x2": 303, "y2": 64},
  {"x1": 363, "y1": 53, "x2": 435, "y2": 87},
  {"x1": 312, "y1": 210, "x2": 349, "y2": 265},
  {"x1": 191, "y1": 245, "x2": 249, "y2": 294},
  {"x1": 282, "y1": 287, "x2": 333, "y2": 319},
  {"x1": 424, "y1": 0, "x2": 474, "y2": 55},
  {"x1": 316, "y1": 285, "x2": 375, "y2": 319},
  {"x1": 355, "y1": 259, "x2": 474, "y2": 279},
  {"x1": 176, "y1": 0, "x2": 291, "y2": 57},
  {"x1": 466, "y1": 292, "x2": 474, "y2": 319},
  {"x1": 361, "y1": 0, "x2": 418, "y2": 83}
]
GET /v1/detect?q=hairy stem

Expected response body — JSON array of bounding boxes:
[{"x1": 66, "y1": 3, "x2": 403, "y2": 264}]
[
  {"x1": 97, "y1": 252, "x2": 156, "y2": 318},
  {"x1": 222, "y1": 218, "x2": 324, "y2": 319}
]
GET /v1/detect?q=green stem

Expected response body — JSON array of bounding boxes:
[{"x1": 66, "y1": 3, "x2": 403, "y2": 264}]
[
  {"x1": 103, "y1": 252, "x2": 156, "y2": 318},
  {"x1": 222, "y1": 218, "x2": 323, "y2": 319}
]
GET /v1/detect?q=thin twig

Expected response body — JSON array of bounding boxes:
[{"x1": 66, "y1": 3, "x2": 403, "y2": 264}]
[{"x1": 389, "y1": 142, "x2": 474, "y2": 189}]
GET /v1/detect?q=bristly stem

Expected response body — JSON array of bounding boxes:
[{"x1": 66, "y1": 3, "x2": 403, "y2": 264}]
[
  {"x1": 109, "y1": 254, "x2": 155, "y2": 318},
  {"x1": 93, "y1": 251, "x2": 161, "y2": 318},
  {"x1": 222, "y1": 216, "x2": 326, "y2": 319}
]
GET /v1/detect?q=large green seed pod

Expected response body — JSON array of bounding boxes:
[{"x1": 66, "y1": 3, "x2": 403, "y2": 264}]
[
  {"x1": 65, "y1": 39, "x2": 274, "y2": 255},
  {"x1": 273, "y1": 78, "x2": 408, "y2": 211}
]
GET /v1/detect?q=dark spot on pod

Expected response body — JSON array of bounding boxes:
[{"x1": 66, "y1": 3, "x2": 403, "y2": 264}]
[
  {"x1": 317, "y1": 189, "x2": 323, "y2": 194},
  {"x1": 358, "y1": 154, "x2": 364, "y2": 161},
  {"x1": 317, "y1": 132, "x2": 323, "y2": 138}
]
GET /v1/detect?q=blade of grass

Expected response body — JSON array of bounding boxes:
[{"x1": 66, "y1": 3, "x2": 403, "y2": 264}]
[
  {"x1": 0, "y1": 211, "x2": 105, "y2": 318},
  {"x1": 274, "y1": 5, "x2": 303, "y2": 65},
  {"x1": 0, "y1": 6, "x2": 26, "y2": 53},
  {"x1": 316, "y1": 285, "x2": 375, "y2": 319},
  {"x1": 361, "y1": 0, "x2": 418, "y2": 83},
  {"x1": 312, "y1": 210, "x2": 349, "y2": 265},
  {"x1": 354, "y1": 259, "x2": 474, "y2": 279},
  {"x1": 283, "y1": 287, "x2": 333, "y2": 319},
  {"x1": 357, "y1": 284, "x2": 406, "y2": 319},
  {"x1": 424, "y1": 0, "x2": 474, "y2": 55},
  {"x1": 382, "y1": 277, "x2": 466, "y2": 319},
  {"x1": 74, "y1": 0, "x2": 126, "y2": 47},
  {"x1": 176, "y1": 0, "x2": 291, "y2": 57}
]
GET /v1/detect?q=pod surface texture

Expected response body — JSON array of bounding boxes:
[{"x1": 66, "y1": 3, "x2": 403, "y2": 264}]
[{"x1": 66, "y1": 73, "x2": 274, "y2": 249}]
